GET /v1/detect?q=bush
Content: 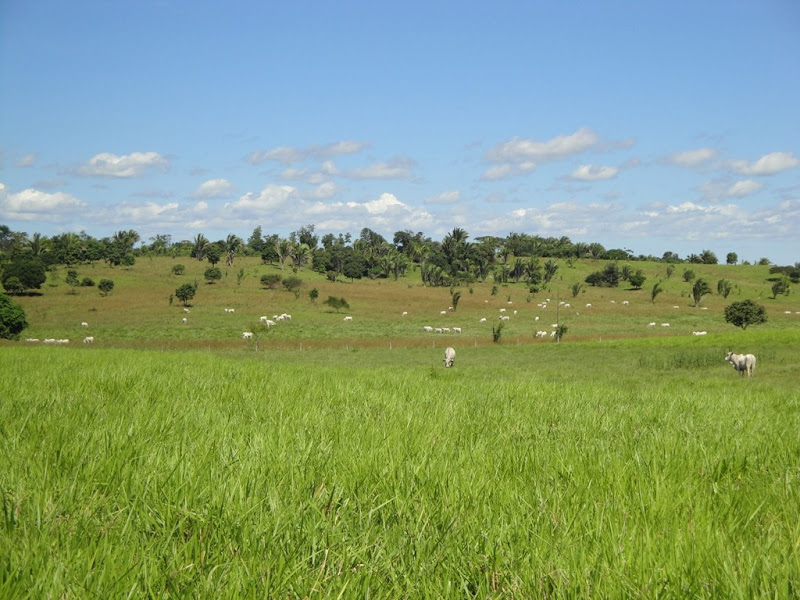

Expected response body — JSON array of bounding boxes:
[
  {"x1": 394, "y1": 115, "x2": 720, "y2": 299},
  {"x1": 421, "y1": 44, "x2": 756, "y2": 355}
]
[
  {"x1": 628, "y1": 270, "x2": 646, "y2": 289},
  {"x1": 80, "y1": 277, "x2": 95, "y2": 287},
  {"x1": 2, "y1": 276, "x2": 24, "y2": 296},
  {"x1": 1, "y1": 259, "x2": 46, "y2": 292},
  {"x1": 260, "y1": 274, "x2": 282, "y2": 289},
  {"x1": 175, "y1": 283, "x2": 196, "y2": 306},
  {"x1": 98, "y1": 279, "x2": 115, "y2": 296},
  {"x1": 0, "y1": 293, "x2": 29, "y2": 339},
  {"x1": 204, "y1": 267, "x2": 222, "y2": 284},
  {"x1": 171, "y1": 264, "x2": 186, "y2": 276},
  {"x1": 724, "y1": 299, "x2": 767, "y2": 330},
  {"x1": 323, "y1": 296, "x2": 349, "y2": 312}
]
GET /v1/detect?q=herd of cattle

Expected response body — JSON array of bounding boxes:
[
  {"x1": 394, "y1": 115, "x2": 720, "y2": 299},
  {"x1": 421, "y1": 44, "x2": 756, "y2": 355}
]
[{"x1": 19, "y1": 302, "x2": 760, "y2": 378}]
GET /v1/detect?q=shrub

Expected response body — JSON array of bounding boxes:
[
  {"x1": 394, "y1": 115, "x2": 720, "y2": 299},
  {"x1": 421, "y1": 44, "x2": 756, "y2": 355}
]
[
  {"x1": 80, "y1": 277, "x2": 95, "y2": 287},
  {"x1": 204, "y1": 267, "x2": 222, "y2": 284},
  {"x1": 323, "y1": 296, "x2": 349, "y2": 312},
  {"x1": 1, "y1": 259, "x2": 46, "y2": 292},
  {"x1": 0, "y1": 293, "x2": 28, "y2": 340},
  {"x1": 724, "y1": 300, "x2": 767, "y2": 330},
  {"x1": 260, "y1": 274, "x2": 282, "y2": 289},
  {"x1": 175, "y1": 283, "x2": 196, "y2": 306},
  {"x1": 171, "y1": 264, "x2": 186, "y2": 275},
  {"x1": 98, "y1": 279, "x2": 115, "y2": 296}
]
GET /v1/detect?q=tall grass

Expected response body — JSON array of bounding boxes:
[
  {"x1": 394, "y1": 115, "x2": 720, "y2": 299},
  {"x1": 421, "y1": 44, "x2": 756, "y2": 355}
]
[{"x1": 1, "y1": 340, "x2": 798, "y2": 598}]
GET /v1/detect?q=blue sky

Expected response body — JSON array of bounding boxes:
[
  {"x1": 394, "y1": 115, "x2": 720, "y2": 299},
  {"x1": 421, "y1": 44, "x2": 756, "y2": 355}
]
[{"x1": 1, "y1": 1, "x2": 799, "y2": 264}]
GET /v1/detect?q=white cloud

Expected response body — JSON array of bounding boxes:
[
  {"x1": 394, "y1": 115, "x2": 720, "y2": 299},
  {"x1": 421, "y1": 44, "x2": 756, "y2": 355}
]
[
  {"x1": 729, "y1": 152, "x2": 800, "y2": 176},
  {"x1": 344, "y1": 157, "x2": 414, "y2": 180},
  {"x1": 0, "y1": 184, "x2": 87, "y2": 220},
  {"x1": 727, "y1": 180, "x2": 763, "y2": 197},
  {"x1": 191, "y1": 178, "x2": 236, "y2": 199},
  {"x1": 667, "y1": 147, "x2": 717, "y2": 168},
  {"x1": 77, "y1": 152, "x2": 169, "y2": 178},
  {"x1": 425, "y1": 190, "x2": 461, "y2": 205},
  {"x1": 247, "y1": 140, "x2": 368, "y2": 165},
  {"x1": 480, "y1": 162, "x2": 536, "y2": 181},
  {"x1": 570, "y1": 165, "x2": 619, "y2": 181},
  {"x1": 226, "y1": 185, "x2": 296, "y2": 214},
  {"x1": 15, "y1": 153, "x2": 37, "y2": 167},
  {"x1": 105, "y1": 201, "x2": 180, "y2": 221},
  {"x1": 486, "y1": 127, "x2": 598, "y2": 164}
]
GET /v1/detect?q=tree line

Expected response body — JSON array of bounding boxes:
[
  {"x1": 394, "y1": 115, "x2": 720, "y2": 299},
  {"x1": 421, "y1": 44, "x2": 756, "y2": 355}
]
[{"x1": 0, "y1": 222, "x2": 794, "y2": 296}]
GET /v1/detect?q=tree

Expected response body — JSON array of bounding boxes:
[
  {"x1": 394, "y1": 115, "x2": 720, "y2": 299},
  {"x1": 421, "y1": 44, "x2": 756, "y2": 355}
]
[
  {"x1": 571, "y1": 282, "x2": 583, "y2": 297},
  {"x1": 309, "y1": 288, "x2": 319, "y2": 304},
  {"x1": 451, "y1": 290, "x2": 462, "y2": 311},
  {"x1": 65, "y1": 269, "x2": 80, "y2": 294},
  {"x1": 771, "y1": 277, "x2": 790, "y2": 299},
  {"x1": 204, "y1": 267, "x2": 222, "y2": 284},
  {"x1": 717, "y1": 278, "x2": 733, "y2": 298},
  {"x1": 553, "y1": 323, "x2": 568, "y2": 343},
  {"x1": 724, "y1": 300, "x2": 767, "y2": 330},
  {"x1": 205, "y1": 244, "x2": 222, "y2": 266},
  {"x1": 224, "y1": 234, "x2": 243, "y2": 267},
  {"x1": 282, "y1": 275, "x2": 303, "y2": 298},
  {"x1": 260, "y1": 274, "x2": 282, "y2": 289},
  {"x1": 171, "y1": 264, "x2": 186, "y2": 275},
  {"x1": 628, "y1": 270, "x2": 646, "y2": 289},
  {"x1": 191, "y1": 234, "x2": 209, "y2": 261},
  {"x1": 691, "y1": 279, "x2": 712, "y2": 307},
  {"x1": 585, "y1": 263, "x2": 620, "y2": 287},
  {"x1": 651, "y1": 282, "x2": 663, "y2": 303},
  {"x1": 726, "y1": 252, "x2": 738, "y2": 265},
  {"x1": 323, "y1": 296, "x2": 350, "y2": 312},
  {"x1": 98, "y1": 278, "x2": 115, "y2": 297},
  {"x1": 1, "y1": 259, "x2": 46, "y2": 292},
  {"x1": 683, "y1": 269, "x2": 695, "y2": 282},
  {"x1": 700, "y1": 249, "x2": 718, "y2": 264},
  {"x1": 0, "y1": 293, "x2": 28, "y2": 340},
  {"x1": 2, "y1": 276, "x2": 24, "y2": 296},
  {"x1": 175, "y1": 283, "x2": 196, "y2": 306}
]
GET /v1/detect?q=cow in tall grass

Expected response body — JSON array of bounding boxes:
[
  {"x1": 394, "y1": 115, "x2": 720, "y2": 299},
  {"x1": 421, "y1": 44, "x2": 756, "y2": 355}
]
[
  {"x1": 443, "y1": 347, "x2": 456, "y2": 368},
  {"x1": 725, "y1": 352, "x2": 756, "y2": 377}
]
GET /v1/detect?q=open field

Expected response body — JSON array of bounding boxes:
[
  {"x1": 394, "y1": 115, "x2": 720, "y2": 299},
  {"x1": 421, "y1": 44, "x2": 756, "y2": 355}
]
[
  {"x1": 2, "y1": 258, "x2": 799, "y2": 598},
  {"x1": 7, "y1": 256, "x2": 800, "y2": 349}
]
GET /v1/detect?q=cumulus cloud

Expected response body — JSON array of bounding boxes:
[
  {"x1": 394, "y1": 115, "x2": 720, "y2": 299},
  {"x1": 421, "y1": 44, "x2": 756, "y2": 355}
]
[
  {"x1": 246, "y1": 140, "x2": 368, "y2": 165},
  {"x1": 727, "y1": 180, "x2": 764, "y2": 197},
  {"x1": 728, "y1": 152, "x2": 800, "y2": 176},
  {"x1": 191, "y1": 178, "x2": 236, "y2": 199},
  {"x1": 77, "y1": 152, "x2": 169, "y2": 178},
  {"x1": 667, "y1": 147, "x2": 717, "y2": 168},
  {"x1": 0, "y1": 183, "x2": 87, "y2": 220},
  {"x1": 424, "y1": 190, "x2": 461, "y2": 205},
  {"x1": 570, "y1": 165, "x2": 619, "y2": 181},
  {"x1": 226, "y1": 185, "x2": 296, "y2": 214},
  {"x1": 486, "y1": 127, "x2": 598, "y2": 164}
]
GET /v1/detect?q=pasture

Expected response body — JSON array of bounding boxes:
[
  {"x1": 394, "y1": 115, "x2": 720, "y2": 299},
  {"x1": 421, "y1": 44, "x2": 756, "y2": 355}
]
[{"x1": 1, "y1": 257, "x2": 799, "y2": 598}]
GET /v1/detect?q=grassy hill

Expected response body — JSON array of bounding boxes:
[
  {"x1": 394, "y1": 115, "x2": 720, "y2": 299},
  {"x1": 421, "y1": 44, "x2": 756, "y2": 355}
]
[{"x1": 6, "y1": 256, "x2": 799, "y2": 349}]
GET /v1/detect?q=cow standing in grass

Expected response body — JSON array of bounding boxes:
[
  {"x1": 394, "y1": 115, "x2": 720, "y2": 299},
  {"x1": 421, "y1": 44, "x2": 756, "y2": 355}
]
[
  {"x1": 443, "y1": 347, "x2": 456, "y2": 368},
  {"x1": 725, "y1": 352, "x2": 756, "y2": 377}
]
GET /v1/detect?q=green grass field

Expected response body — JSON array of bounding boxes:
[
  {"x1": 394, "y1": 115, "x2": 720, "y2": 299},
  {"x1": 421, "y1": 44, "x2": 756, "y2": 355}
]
[{"x1": 1, "y1": 258, "x2": 799, "y2": 598}]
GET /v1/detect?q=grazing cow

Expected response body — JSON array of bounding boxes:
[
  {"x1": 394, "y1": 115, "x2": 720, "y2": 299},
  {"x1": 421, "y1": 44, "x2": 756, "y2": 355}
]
[
  {"x1": 242, "y1": 331, "x2": 253, "y2": 339},
  {"x1": 440, "y1": 310, "x2": 447, "y2": 316},
  {"x1": 25, "y1": 338, "x2": 40, "y2": 342},
  {"x1": 725, "y1": 352, "x2": 756, "y2": 377},
  {"x1": 692, "y1": 331, "x2": 707, "y2": 336},
  {"x1": 423, "y1": 326, "x2": 433, "y2": 333},
  {"x1": 442, "y1": 327, "x2": 451, "y2": 334},
  {"x1": 183, "y1": 308, "x2": 190, "y2": 313},
  {"x1": 479, "y1": 317, "x2": 487, "y2": 323},
  {"x1": 182, "y1": 318, "x2": 188, "y2": 324},
  {"x1": 453, "y1": 327, "x2": 462, "y2": 334},
  {"x1": 81, "y1": 322, "x2": 89, "y2": 328},
  {"x1": 661, "y1": 323, "x2": 670, "y2": 327},
  {"x1": 443, "y1": 347, "x2": 456, "y2": 368},
  {"x1": 647, "y1": 322, "x2": 656, "y2": 328},
  {"x1": 402, "y1": 311, "x2": 408, "y2": 317},
  {"x1": 224, "y1": 308, "x2": 235, "y2": 313},
  {"x1": 83, "y1": 336, "x2": 94, "y2": 344},
  {"x1": 343, "y1": 316, "x2": 353, "y2": 322}
]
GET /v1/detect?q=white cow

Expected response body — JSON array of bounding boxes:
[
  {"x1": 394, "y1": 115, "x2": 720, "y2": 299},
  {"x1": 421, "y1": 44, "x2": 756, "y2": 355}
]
[
  {"x1": 647, "y1": 322, "x2": 656, "y2": 328},
  {"x1": 224, "y1": 308, "x2": 235, "y2": 313},
  {"x1": 423, "y1": 326, "x2": 434, "y2": 333},
  {"x1": 25, "y1": 338, "x2": 40, "y2": 342},
  {"x1": 453, "y1": 327, "x2": 462, "y2": 334},
  {"x1": 343, "y1": 316, "x2": 353, "y2": 322},
  {"x1": 725, "y1": 352, "x2": 756, "y2": 377},
  {"x1": 443, "y1": 347, "x2": 456, "y2": 368},
  {"x1": 182, "y1": 318, "x2": 188, "y2": 324},
  {"x1": 479, "y1": 317, "x2": 487, "y2": 323},
  {"x1": 83, "y1": 336, "x2": 94, "y2": 344},
  {"x1": 81, "y1": 322, "x2": 88, "y2": 328},
  {"x1": 402, "y1": 311, "x2": 408, "y2": 317},
  {"x1": 242, "y1": 331, "x2": 253, "y2": 339}
]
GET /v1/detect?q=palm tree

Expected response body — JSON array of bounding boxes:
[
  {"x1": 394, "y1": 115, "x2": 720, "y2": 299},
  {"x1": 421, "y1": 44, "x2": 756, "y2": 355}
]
[
  {"x1": 191, "y1": 233, "x2": 209, "y2": 261},
  {"x1": 224, "y1": 234, "x2": 243, "y2": 267},
  {"x1": 276, "y1": 239, "x2": 294, "y2": 271},
  {"x1": 692, "y1": 279, "x2": 712, "y2": 307}
]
